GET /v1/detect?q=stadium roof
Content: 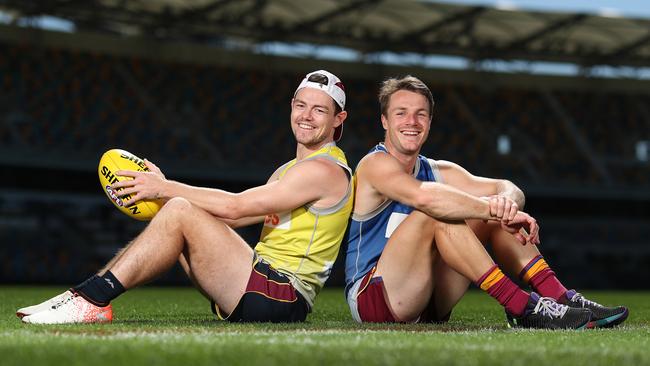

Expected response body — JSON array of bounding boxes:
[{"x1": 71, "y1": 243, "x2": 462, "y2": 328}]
[{"x1": 2, "y1": 0, "x2": 650, "y2": 68}]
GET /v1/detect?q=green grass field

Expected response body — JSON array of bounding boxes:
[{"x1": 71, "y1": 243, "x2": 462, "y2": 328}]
[{"x1": 2, "y1": 286, "x2": 649, "y2": 365}]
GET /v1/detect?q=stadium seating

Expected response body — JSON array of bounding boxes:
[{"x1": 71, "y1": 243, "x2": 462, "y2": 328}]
[
  {"x1": 1, "y1": 41, "x2": 649, "y2": 187},
  {"x1": 1, "y1": 41, "x2": 648, "y2": 288}
]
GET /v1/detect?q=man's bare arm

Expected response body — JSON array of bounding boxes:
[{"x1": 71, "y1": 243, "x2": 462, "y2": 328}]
[
  {"x1": 359, "y1": 153, "x2": 498, "y2": 221},
  {"x1": 435, "y1": 159, "x2": 525, "y2": 208},
  {"x1": 208, "y1": 164, "x2": 286, "y2": 228},
  {"x1": 113, "y1": 158, "x2": 347, "y2": 221}
]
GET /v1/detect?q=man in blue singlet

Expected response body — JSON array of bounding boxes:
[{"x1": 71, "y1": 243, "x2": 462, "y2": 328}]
[{"x1": 344, "y1": 75, "x2": 627, "y2": 329}]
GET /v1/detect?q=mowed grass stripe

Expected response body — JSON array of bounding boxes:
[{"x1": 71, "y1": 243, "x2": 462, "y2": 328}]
[
  {"x1": 2, "y1": 286, "x2": 649, "y2": 366},
  {"x1": 2, "y1": 327, "x2": 649, "y2": 366}
]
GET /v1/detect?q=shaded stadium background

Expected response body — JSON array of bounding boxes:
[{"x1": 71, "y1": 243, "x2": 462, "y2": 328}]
[{"x1": 1, "y1": 0, "x2": 649, "y2": 289}]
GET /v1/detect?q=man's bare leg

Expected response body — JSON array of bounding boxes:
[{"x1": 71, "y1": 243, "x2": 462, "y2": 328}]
[
  {"x1": 421, "y1": 220, "x2": 544, "y2": 321},
  {"x1": 376, "y1": 211, "x2": 499, "y2": 321},
  {"x1": 20, "y1": 197, "x2": 254, "y2": 323},
  {"x1": 108, "y1": 197, "x2": 254, "y2": 314},
  {"x1": 426, "y1": 255, "x2": 471, "y2": 321},
  {"x1": 467, "y1": 220, "x2": 542, "y2": 276}
]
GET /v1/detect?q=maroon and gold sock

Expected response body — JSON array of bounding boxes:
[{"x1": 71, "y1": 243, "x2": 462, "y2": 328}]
[
  {"x1": 519, "y1": 255, "x2": 568, "y2": 301},
  {"x1": 476, "y1": 265, "x2": 530, "y2": 316}
]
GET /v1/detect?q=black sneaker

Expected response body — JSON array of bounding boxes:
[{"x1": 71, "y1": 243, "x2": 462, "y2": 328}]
[
  {"x1": 561, "y1": 290, "x2": 629, "y2": 328},
  {"x1": 506, "y1": 292, "x2": 592, "y2": 330}
]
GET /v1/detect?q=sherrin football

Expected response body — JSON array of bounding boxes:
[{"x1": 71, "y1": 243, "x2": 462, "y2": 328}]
[{"x1": 98, "y1": 149, "x2": 161, "y2": 221}]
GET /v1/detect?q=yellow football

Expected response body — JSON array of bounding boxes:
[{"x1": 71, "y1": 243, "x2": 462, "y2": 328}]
[{"x1": 98, "y1": 149, "x2": 161, "y2": 221}]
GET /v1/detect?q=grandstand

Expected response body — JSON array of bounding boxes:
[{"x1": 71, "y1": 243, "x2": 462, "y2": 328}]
[{"x1": 0, "y1": 1, "x2": 649, "y2": 288}]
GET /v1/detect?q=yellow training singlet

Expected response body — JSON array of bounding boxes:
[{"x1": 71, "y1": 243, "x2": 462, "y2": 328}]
[{"x1": 255, "y1": 142, "x2": 354, "y2": 308}]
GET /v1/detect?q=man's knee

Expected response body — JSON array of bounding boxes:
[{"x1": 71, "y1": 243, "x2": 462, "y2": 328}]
[
  {"x1": 155, "y1": 197, "x2": 195, "y2": 226},
  {"x1": 466, "y1": 219, "x2": 501, "y2": 243},
  {"x1": 410, "y1": 211, "x2": 467, "y2": 236},
  {"x1": 409, "y1": 210, "x2": 442, "y2": 231},
  {"x1": 162, "y1": 197, "x2": 193, "y2": 213},
  {"x1": 159, "y1": 197, "x2": 231, "y2": 235}
]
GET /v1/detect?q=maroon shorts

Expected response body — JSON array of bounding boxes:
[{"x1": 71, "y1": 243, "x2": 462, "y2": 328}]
[
  {"x1": 355, "y1": 268, "x2": 396, "y2": 323},
  {"x1": 354, "y1": 267, "x2": 451, "y2": 323},
  {"x1": 212, "y1": 258, "x2": 309, "y2": 323}
]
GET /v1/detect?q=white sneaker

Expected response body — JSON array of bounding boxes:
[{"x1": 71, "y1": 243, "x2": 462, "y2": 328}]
[
  {"x1": 16, "y1": 290, "x2": 74, "y2": 318},
  {"x1": 21, "y1": 292, "x2": 113, "y2": 324}
]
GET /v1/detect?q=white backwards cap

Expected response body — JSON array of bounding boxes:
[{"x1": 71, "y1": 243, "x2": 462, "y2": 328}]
[{"x1": 294, "y1": 70, "x2": 346, "y2": 141}]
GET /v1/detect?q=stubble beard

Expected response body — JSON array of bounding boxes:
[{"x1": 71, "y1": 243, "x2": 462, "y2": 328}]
[
  {"x1": 388, "y1": 131, "x2": 423, "y2": 156},
  {"x1": 295, "y1": 130, "x2": 328, "y2": 149}
]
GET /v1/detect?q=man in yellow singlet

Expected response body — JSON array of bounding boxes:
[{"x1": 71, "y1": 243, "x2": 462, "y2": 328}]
[{"x1": 18, "y1": 70, "x2": 353, "y2": 324}]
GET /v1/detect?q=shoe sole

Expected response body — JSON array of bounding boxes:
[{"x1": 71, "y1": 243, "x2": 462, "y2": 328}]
[
  {"x1": 576, "y1": 318, "x2": 592, "y2": 330},
  {"x1": 507, "y1": 315, "x2": 592, "y2": 330},
  {"x1": 587, "y1": 308, "x2": 629, "y2": 329}
]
